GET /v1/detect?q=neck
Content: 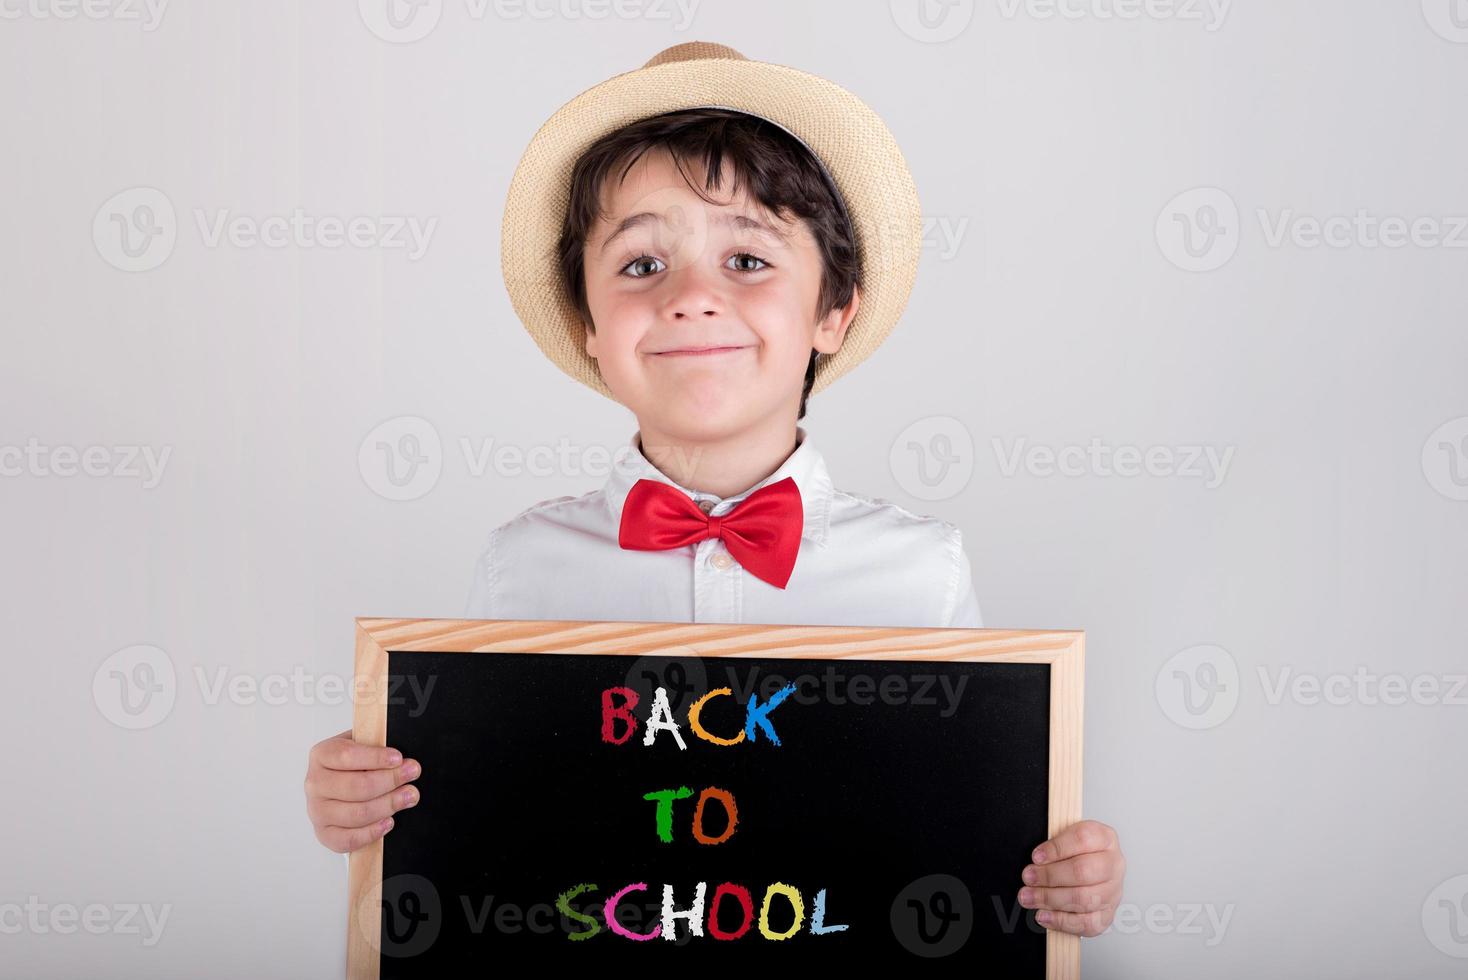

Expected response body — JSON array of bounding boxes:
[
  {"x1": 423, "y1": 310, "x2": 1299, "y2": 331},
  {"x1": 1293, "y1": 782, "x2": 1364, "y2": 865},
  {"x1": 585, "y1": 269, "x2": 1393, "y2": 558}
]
[{"x1": 636, "y1": 418, "x2": 800, "y2": 499}]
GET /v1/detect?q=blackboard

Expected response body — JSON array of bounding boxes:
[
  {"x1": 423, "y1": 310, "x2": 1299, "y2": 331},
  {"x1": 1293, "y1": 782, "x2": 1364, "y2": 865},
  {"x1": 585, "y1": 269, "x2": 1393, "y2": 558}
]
[{"x1": 347, "y1": 619, "x2": 1084, "y2": 978}]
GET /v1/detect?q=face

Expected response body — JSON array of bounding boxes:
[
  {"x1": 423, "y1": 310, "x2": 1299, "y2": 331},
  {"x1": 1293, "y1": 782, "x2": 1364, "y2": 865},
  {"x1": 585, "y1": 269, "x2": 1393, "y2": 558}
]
[{"x1": 582, "y1": 148, "x2": 859, "y2": 443}]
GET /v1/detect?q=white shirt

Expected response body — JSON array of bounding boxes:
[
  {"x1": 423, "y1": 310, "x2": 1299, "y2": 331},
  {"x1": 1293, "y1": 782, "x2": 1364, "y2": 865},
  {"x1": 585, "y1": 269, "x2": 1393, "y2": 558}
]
[{"x1": 464, "y1": 425, "x2": 983, "y2": 629}]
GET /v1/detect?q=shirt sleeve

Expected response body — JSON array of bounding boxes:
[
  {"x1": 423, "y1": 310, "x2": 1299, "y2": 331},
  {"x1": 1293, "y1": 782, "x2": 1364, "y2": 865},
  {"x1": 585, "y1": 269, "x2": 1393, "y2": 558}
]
[
  {"x1": 464, "y1": 529, "x2": 497, "y2": 619},
  {"x1": 946, "y1": 526, "x2": 984, "y2": 628}
]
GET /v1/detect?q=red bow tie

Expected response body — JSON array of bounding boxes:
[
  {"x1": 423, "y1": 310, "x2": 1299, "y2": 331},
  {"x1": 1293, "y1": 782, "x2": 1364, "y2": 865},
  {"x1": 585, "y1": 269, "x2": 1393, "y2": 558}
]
[{"x1": 617, "y1": 476, "x2": 804, "y2": 589}]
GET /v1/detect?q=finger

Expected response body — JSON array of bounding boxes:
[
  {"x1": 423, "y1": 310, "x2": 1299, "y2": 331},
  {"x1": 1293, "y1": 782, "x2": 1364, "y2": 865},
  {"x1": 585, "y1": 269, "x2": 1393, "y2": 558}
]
[
  {"x1": 319, "y1": 816, "x2": 397, "y2": 854},
  {"x1": 1036, "y1": 906, "x2": 1113, "y2": 938},
  {"x1": 1018, "y1": 884, "x2": 1117, "y2": 916},
  {"x1": 315, "y1": 732, "x2": 404, "y2": 772},
  {"x1": 1023, "y1": 851, "x2": 1116, "y2": 888},
  {"x1": 315, "y1": 759, "x2": 422, "y2": 803},
  {"x1": 1032, "y1": 820, "x2": 1115, "y2": 865},
  {"x1": 313, "y1": 783, "x2": 420, "y2": 830}
]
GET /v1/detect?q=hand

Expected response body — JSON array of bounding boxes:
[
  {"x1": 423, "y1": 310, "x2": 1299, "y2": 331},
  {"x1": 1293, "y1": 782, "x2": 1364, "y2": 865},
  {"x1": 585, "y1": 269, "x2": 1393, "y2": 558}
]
[
  {"x1": 304, "y1": 728, "x2": 422, "y2": 853},
  {"x1": 1016, "y1": 819, "x2": 1126, "y2": 937}
]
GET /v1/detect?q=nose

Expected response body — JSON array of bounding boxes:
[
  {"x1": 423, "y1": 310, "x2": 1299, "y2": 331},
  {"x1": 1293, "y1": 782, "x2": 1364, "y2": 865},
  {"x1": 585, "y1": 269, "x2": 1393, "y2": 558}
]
[{"x1": 660, "y1": 262, "x2": 724, "y2": 322}]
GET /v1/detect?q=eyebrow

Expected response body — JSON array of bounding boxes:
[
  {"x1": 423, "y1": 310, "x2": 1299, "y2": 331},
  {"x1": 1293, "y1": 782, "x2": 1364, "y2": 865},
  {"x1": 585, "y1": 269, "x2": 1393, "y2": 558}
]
[{"x1": 597, "y1": 210, "x2": 789, "y2": 255}]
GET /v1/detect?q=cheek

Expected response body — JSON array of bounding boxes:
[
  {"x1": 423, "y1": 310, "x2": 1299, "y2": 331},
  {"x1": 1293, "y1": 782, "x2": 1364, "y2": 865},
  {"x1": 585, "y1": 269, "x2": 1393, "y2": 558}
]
[
  {"x1": 740, "y1": 286, "x2": 814, "y2": 356},
  {"x1": 587, "y1": 290, "x2": 646, "y2": 350}
]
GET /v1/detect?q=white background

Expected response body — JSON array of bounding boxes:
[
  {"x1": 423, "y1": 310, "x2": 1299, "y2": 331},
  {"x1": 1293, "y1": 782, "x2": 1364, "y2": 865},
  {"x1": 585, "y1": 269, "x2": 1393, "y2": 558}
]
[{"x1": 2, "y1": 1, "x2": 1466, "y2": 976}]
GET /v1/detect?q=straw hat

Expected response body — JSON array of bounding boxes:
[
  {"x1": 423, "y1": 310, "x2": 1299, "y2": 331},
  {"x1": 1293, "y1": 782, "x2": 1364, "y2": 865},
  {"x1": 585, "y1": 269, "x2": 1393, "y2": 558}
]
[{"x1": 500, "y1": 41, "x2": 923, "y2": 400}]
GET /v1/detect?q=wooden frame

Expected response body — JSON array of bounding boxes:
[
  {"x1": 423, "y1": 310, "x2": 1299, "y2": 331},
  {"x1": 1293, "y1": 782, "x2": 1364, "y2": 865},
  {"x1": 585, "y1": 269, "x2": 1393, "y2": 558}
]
[{"x1": 346, "y1": 617, "x2": 1084, "y2": 978}]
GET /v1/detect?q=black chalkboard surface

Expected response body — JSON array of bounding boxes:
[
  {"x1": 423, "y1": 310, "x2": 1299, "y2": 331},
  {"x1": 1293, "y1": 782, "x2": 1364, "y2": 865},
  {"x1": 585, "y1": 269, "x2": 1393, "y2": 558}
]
[{"x1": 346, "y1": 619, "x2": 1084, "y2": 979}]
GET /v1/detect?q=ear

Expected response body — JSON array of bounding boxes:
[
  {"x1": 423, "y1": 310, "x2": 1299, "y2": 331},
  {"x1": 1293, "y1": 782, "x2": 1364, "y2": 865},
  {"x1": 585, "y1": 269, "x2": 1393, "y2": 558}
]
[
  {"x1": 583, "y1": 320, "x2": 598, "y2": 358},
  {"x1": 812, "y1": 282, "x2": 861, "y2": 355}
]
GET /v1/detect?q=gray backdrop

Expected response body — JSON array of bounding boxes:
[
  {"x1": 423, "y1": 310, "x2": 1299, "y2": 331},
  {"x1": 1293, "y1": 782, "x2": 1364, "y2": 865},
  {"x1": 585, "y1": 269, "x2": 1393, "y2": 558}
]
[{"x1": 3, "y1": 1, "x2": 1466, "y2": 976}]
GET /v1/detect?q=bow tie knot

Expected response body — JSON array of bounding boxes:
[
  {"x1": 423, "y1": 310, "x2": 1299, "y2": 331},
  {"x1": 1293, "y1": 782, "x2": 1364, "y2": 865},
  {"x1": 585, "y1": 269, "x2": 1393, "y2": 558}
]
[{"x1": 618, "y1": 476, "x2": 804, "y2": 589}]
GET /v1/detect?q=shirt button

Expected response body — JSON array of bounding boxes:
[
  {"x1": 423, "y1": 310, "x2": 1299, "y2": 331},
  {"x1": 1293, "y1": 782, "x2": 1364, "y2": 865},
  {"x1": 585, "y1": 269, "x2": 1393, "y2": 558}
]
[
  {"x1": 697, "y1": 499, "x2": 715, "y2": 514},
  {"x1": 710, "y1": 552, "x2": 734, "y2": 570}
]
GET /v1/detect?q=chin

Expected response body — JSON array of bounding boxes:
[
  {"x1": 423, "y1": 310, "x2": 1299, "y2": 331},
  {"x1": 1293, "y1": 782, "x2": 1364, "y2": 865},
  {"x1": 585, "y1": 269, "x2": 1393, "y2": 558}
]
[
  {"x1": 648, "y1": 373, "x2": 748, "y2": 414},
  {"x1": 642, "y1": 406, "x2": 749, "y2": 445}
]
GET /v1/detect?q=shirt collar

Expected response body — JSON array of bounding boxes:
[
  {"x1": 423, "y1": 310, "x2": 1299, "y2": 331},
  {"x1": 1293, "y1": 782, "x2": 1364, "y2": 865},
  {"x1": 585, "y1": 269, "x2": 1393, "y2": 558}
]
[{"x1": 604, "y1": 425, "x2": 833, "y2": 547}]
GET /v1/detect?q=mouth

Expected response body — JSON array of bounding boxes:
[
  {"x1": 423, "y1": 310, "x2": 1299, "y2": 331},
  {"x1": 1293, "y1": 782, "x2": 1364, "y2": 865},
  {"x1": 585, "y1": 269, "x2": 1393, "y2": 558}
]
[{"x1": 649, "y1": 345, "x2": 752, "y2": 357}]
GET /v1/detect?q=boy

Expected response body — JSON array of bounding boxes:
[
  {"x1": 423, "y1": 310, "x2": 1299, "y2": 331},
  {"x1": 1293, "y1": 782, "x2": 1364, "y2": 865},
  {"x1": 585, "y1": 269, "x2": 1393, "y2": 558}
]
[{"x1": 305, "y1": 42, "x2": 1125, "y2": 939}]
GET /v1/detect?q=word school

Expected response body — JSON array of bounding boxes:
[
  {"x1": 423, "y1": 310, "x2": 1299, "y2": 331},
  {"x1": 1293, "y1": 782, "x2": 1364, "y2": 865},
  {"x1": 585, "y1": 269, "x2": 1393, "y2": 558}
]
[{"x1": 553, "y1": 881, "x2": 848, "y2": 942}]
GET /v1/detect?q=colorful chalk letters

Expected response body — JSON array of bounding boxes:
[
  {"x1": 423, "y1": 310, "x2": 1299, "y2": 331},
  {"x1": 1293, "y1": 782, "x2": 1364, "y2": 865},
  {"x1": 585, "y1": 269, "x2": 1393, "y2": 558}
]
[
  {"x1": 550, "y1": 684, "x2": 847, "y2": 942},
  {"x1": 600, "y1": 683, "x2": 800, "y2": 748}
]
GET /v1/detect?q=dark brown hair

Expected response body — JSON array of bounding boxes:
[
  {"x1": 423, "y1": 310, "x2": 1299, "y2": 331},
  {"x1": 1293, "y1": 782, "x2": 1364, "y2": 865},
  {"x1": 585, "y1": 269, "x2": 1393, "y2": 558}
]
[{"x1": 557, "y1": 107, "x2": 861, "y2": 421}]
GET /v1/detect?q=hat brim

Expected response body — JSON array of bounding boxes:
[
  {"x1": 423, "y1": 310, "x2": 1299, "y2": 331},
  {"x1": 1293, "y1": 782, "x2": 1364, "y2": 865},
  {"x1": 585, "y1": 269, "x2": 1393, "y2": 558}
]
[{"x1": 500, "y1": 53, "x2": 922, "y2": 400}]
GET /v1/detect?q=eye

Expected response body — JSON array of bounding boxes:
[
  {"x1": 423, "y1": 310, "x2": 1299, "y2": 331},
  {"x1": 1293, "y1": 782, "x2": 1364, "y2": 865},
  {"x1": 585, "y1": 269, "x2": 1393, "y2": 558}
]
[
  {"x1": 728, "y1": 252, "x2": 770, "y2": 273},
  {"x1": 620, "y1": 255, "x2": 665, "y2": 278}
]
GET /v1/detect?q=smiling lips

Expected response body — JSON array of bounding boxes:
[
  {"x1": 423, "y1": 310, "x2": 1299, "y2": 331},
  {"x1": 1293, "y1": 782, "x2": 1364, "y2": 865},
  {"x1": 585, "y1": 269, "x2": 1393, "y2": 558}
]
[{"x1": 651, "y1": 345, "x2": 751, "y2": 357}]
